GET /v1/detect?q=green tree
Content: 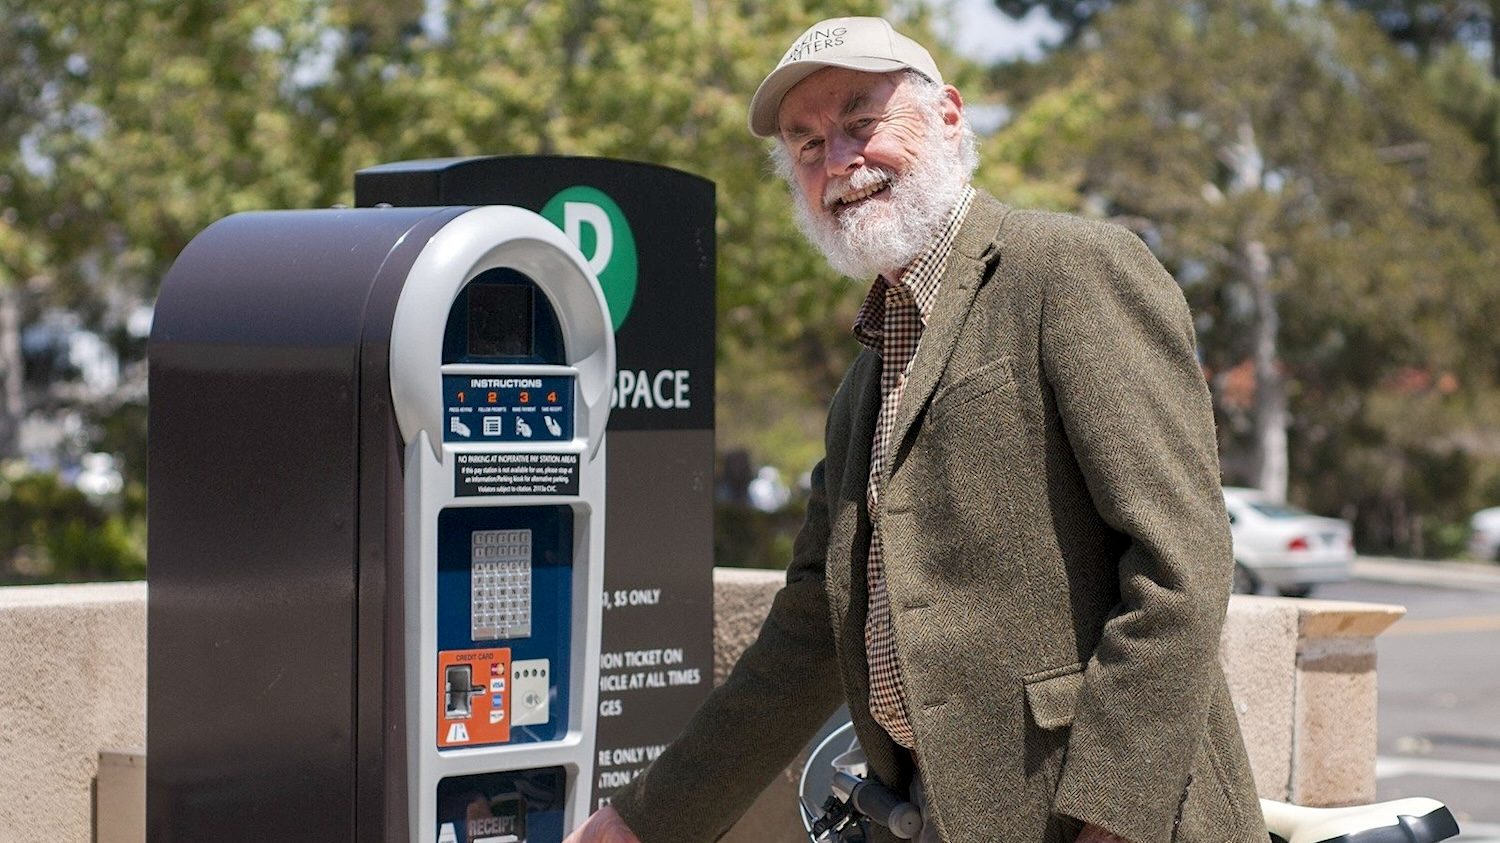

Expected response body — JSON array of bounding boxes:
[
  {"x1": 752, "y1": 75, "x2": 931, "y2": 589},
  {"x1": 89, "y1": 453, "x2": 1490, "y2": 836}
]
[
  {"x1": 1339, "y1": 1, "x2": 1497, "y2": 74},
  {"x1": 992, "y1": 0, "x2": 1500, "y2": 546},
  {"x1": 6, "y1": 0, "x2": 991, "y2": 501},
  {"x1": 1425, "y1": 44, "x2": 1500, "y2": 204},
  {"x1": 991, "y1": 0, "x2": 1500, "y2": 74},
  {"x1": 0, "y1": 2, "x2": 90, "y2": 458},
  {"x1": 986, "y1": 0, "x2": 1500, "y2": 218}
]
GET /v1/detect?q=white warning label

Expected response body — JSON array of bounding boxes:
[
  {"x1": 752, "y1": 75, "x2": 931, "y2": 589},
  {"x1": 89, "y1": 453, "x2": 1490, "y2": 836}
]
[{"x1": 455, "y1": 452, "x2": 580, "y2": 497}]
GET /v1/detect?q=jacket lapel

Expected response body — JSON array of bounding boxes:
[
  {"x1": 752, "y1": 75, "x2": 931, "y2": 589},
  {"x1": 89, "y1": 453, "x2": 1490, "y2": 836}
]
[
  {"x1": 885, "y1": 194, "x2": 1011, "y2": 477},
  {"x1": 827, "y1": 351, "x2": 881, "y2": 632}
]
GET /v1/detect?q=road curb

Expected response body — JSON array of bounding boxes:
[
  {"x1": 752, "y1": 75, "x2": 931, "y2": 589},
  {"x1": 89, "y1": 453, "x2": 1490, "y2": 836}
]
[{"x1": 1353, "y1": 556, "x2": 1500, "y2": 593}]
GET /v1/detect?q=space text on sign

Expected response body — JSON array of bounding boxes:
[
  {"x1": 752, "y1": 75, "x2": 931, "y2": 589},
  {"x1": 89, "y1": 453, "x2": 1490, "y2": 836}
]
[{"x1": 611, "y1": 369, "x2": 690, "y2": 410}]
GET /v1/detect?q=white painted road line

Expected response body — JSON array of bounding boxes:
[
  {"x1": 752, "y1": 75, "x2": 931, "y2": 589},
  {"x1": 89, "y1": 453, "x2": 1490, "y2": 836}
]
[
  {"x1": 1353, "y1": 557, "x2": 1500, "y2": 593},
  {"x1": 1377, "y1": 756, "x2": 1500, "y2": 782}
]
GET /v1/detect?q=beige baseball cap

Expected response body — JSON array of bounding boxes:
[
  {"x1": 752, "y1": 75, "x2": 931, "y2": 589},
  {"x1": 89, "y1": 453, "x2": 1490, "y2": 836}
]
[{"x1": 748, "y1": 16, "x2": 943, "y2": 137}]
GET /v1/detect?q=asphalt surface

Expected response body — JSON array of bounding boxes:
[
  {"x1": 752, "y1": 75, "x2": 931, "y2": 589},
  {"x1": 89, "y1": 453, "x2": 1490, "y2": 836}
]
[{"x1": 1318, "y1": 559, "x2": 1500, "y2": 842}]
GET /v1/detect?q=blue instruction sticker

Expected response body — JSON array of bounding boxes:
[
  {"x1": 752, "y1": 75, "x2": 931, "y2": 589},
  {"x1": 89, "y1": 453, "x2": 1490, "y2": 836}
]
[{"x1": 443, "y1": 375, "x2": 574, "y2": 443}]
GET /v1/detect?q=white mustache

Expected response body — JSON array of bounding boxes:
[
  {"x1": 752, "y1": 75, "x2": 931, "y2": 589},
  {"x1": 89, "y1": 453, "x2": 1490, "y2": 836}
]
[{"x1": 822, "y1": 167, "x2": 898, "y2": 210}]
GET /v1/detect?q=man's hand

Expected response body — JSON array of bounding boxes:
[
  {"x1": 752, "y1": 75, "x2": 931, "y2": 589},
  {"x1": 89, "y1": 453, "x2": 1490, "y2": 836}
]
[
  {"x1": 562, "y1": 805, "x2": 641, "y2": 843},
  {"x1": 1076, "y1": 823, "x2": 1131, "y2": 843}
]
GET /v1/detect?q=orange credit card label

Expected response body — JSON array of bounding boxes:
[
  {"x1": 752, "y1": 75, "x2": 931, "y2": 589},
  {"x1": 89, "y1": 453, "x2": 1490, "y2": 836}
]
[{"x1": 437, "y1": 648, "x2": 511, "y2": 748}]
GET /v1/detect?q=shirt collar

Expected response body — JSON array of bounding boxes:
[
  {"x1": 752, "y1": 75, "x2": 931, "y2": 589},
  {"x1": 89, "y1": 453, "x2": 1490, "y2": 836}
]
[{"x1": 852, "y1": 185, "x2": 976, "y2": 351}]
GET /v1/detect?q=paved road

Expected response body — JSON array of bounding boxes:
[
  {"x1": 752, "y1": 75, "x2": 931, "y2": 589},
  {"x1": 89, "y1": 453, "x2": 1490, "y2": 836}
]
[{"x1": 1319, "y1": 559, "x2": 1500, "y2": 842}]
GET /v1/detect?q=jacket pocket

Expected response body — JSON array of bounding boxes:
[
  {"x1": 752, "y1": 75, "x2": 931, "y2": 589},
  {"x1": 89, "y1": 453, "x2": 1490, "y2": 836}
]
[
  {"x1": 929, "y1": 355, "x2": 1017, "y2": 421},
  {"x1": 1171, "y1": 733, "x2": 1243, "y2": 841},
  {"x1": 1021, "y1": 663, "x2": 1083, "y2": 806},
  {"x1": 1023, "y1": 662, "x2": 1085, "y2": 730}
]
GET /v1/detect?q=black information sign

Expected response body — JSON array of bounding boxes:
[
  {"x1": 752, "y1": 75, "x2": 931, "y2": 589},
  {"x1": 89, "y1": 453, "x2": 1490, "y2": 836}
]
[
  {"x1": 358, "y1": 157, "x2": 715, "y2": 807},
  {"x1": 455, "y1": 452, "x2": 580, "y2": 498}
]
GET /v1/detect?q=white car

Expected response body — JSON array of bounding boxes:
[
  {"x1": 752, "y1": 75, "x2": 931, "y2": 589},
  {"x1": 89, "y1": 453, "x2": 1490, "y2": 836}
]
[
  {"x1": 1222, "y1": 487, "x2": 1353, "y2": 597},
  {"x1": 1469, "y1": 507, "x2": 1500, "y2": 562}
]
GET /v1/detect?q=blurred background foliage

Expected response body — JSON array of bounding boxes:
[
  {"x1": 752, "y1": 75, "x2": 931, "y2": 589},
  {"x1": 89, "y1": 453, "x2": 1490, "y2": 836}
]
[
  {"x1": 1, "y1": 0, "x2": 1498, "y2": 577},
  {"x1": 0, "y1": 466, "x2": 146, "y2": 581}
]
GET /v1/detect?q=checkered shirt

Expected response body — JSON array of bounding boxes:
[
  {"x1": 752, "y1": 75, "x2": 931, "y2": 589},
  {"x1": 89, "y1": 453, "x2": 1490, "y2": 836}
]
[{"x1": 851, "y1": 185, "x2": 975, "y2": 749}]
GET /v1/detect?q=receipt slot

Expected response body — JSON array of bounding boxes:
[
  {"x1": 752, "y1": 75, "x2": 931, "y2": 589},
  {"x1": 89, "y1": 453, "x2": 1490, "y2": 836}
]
[{"x1": 149, "y1": 205, "x2": 614, "y2": 842}]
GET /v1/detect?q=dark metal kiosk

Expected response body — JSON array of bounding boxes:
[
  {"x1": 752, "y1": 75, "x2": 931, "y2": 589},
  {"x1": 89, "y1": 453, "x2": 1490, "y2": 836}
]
[{"x1": 149, "y1": 157, "x2": 714, "y2": 842}]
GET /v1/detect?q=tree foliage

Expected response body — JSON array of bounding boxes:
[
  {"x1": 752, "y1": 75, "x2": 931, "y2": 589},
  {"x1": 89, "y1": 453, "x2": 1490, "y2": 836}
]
[
  {"x1": 1340, "y1": 0, "x2": 1497, "y2": 73},
  {"x1": 993, "y1": 0, "x2": 1498, "y2": 73},
  {"x1": 992, "y1": 0, "x2": 1500, "y2": 548},
  {"x1": 8, "y1": 0, "x2": 1500, "y2": 563},
  {"x1": 1424, "y1": 43, "x2": 1500, "y2": 205},
  {"x1": 4, "y1": 1, "x2": 983, "y2": 479},
  {"x1": 0, "y1": 467, "x2": 145, "y2": 582},
  {"x1": 989, "y1": 0, "x2": 1500, "y2": 226}
]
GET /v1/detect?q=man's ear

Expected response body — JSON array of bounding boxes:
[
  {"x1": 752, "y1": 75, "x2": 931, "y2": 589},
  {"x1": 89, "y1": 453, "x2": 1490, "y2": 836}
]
[{"x1": 940, "y1": 84, "x2": 964, "y2": 138}]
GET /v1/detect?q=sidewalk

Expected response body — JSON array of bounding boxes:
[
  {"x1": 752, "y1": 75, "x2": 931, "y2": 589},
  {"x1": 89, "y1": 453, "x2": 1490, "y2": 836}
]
[{"x1": 1353, "y1": 556, "x2": 1500, "y2": 593}]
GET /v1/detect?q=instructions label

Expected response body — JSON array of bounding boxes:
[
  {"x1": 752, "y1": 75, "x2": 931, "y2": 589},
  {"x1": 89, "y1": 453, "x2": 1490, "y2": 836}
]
[
  {"x1": 456, "y1": 452, "x2": 580, "y2": 497},
  {"x1": 443, "y1": 374, "x2": 574, "y2": 443}
]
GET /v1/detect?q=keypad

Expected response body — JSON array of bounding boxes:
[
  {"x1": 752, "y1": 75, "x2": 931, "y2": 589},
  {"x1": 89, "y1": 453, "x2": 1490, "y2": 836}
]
[{"x1": 472, "y1": 529, "x2": 532, "y2": 640}]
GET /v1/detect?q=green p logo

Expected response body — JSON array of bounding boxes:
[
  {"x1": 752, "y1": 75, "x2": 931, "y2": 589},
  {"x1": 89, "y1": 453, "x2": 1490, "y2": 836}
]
[{"x1": 542, "y1": 186, "x2": 638, "y2": 332}]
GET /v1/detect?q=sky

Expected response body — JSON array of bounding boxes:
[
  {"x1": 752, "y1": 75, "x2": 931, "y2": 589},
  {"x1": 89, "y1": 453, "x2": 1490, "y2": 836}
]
[{"x1": 928, "y1": 0, "x2": 1065, "y2": 63}]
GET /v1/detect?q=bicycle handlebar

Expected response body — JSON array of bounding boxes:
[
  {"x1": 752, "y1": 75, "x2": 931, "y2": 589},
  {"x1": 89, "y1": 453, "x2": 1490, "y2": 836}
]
[{"x1": 831, "y1": 771, "x2": 924, "y2": 839}]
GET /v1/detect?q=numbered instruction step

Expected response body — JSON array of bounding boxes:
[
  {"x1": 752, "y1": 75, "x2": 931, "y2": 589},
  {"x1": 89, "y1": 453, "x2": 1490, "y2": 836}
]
[{"x1": 444, "y1": 375, "x2": 574, "y2": 443}]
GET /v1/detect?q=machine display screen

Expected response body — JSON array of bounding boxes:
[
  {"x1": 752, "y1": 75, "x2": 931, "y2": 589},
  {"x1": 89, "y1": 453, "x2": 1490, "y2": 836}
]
[
  {"x1": 471, "y1": 529, "x2": 532, "y2": 640},
  {"x1": 468, "y1": 284, "x2": 533, "y2": 358}
]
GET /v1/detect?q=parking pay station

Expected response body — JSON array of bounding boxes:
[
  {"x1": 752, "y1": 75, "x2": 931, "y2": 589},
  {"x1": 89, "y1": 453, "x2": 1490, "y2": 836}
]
[
  {"x1": 149, "y1": 204, "x2": 615, "y2": 841},
  {"x1": 355, "y1": 157, "x2": 717, "y2": 810}
]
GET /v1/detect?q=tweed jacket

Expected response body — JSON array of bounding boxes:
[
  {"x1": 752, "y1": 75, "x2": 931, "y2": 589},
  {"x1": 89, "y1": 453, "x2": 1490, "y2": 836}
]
[{"x1": 611, "y1": 192, "x2": 1264, "y2": 843}]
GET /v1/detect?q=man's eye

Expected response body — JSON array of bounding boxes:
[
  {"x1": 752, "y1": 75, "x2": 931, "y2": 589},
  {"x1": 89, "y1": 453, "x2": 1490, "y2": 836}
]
[
  {"x1": 798, "y1": 139, "x2": 823, "y2": 161},
  {"x1": 849, "y1": 117, "x2": 876, "y2": 132}
]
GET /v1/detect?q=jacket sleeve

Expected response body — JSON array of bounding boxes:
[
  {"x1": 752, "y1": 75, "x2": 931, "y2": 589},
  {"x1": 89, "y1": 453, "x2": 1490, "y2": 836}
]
[
  {"x1": 608, "y1": 458, "x2": 844, "y2": 842},
  {"x1": 1038, "y1": 221, "x2": 1234, "y2": 843}
]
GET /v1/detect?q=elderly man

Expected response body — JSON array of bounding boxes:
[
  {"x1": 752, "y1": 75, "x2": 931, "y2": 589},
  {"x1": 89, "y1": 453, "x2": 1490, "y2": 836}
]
[{"x1": 567, "y1": 16, "x2": 1263, "y2": 843}]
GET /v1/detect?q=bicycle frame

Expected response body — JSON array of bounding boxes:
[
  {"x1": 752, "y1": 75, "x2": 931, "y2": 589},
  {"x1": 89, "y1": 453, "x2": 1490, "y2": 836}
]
[{"x1": 797, "y1": 721, "x2": 1461, "y2": 843}]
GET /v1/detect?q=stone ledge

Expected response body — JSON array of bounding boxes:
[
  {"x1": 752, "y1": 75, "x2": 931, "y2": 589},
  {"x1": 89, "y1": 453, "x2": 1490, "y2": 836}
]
[
  {"x1": 1293, "y1": 597, "x2": 1404, "y2": 639},
  {"x1": 0, "y1": 580, "x2": 145, "y2": 607},
  {"x1": 0, "y1": 581, "x2": 146, "y2": 842},
  {"x1": 0, "y1": 574, "x2": 1405, "y2": 842}
]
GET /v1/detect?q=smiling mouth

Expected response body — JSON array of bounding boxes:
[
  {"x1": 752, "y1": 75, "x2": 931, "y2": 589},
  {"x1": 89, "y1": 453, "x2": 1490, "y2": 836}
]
[{"x1": 829, "y1": 179, "x2": 891, "y2": 213}]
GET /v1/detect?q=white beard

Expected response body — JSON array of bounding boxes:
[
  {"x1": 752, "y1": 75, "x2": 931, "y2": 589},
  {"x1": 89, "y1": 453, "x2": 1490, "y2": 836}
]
[{"x1": 791, "y1": 120, "x2": 969, "y2": 280}]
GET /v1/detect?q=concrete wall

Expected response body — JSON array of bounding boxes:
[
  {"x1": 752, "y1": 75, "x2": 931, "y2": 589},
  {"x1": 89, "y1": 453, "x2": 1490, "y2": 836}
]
[
  {"x1": 0, "y1": 583, "x2": 145, "y2": 843},
  {"x1": 0, "y1": 574, "x2": 1401, "y2": 842}
]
